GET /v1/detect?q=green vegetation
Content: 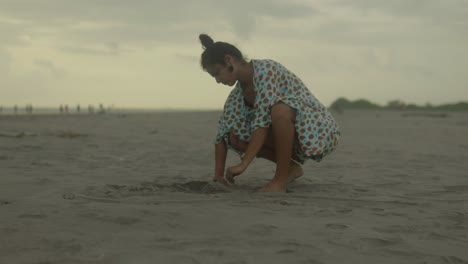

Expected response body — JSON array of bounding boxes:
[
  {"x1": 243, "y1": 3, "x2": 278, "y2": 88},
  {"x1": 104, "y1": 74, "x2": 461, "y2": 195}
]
[
  {"x1": 329, "y1": 98, "x2": 381, "y2": 110},
  {"x1": 330, "y1": 97, "x2": 468, "y2": 111}
]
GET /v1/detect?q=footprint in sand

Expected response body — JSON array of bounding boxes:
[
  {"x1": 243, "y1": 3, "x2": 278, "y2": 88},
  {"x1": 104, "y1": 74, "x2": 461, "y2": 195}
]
[
  {"x1": 1, "y1": 200, "x2": 11, "y2": 205},
  {"x1": 326, "y1": 223, "x2": 348, "y2": 230},
  {"x1": 198, "y1": 249, "x2": 225, "y2": 257},
  {"x1": 18, "y1": 213, "x2": 47, "y2": 219},
  {"x1": 170, "y1": 181, "x2": 229, "y2": 194},
  {"x1": 243, "y1": 223, "x2": 278, "y2": 236},
  {"x1": 440, "y1": 256, "x2": 468, "y2": 264},
  {"x1": 62, "y1": 193, "x2": 76, "y2": 200},
  {"x1": 295, "y1": 260, "x2": 324, "y2": 264},
  {"x1": 355, "y1": 237, "x2": 403, "y2": 250},
  {"x1": 77, "y1": 180, "x2": 229, "y2": 201},
  {"x1": 336, "y1": 208, "x2": 353, "y2": 214},
  {"x1": 444, "y1": 185, "x2": 468, "y2": 192},
  {"x1": 334, "y1": 236, "x2": 404, "y2": 252},
  {"x1": 99, "y1": 215, "x2": 139, "y2": 225},
  {"x1": 112, "y1": 216, "x2": 140, "y2": 225},
  {"x1": 354, "y1": 188, "x2": 370, "y2": 193},
  {"x1": 79, "y1": 212, "x2": 140, "y2": 225},
  {"x1": 31, "y1": 161, "x2": 52, "y2": 167},
  {"x1": 42, "y1": 238, "x2": 83, "y2": 255},
  {"x1": 276, "y1": 249, "x2": 296, "y2": 254},
  {"x1": 272, "y1": 200, "x2": 292, "y2": 206},
  {"x1": 2, "y1": 227, "x2": 18, "y2": 234},
  {"x1": 373, "y1": 225, "x2": 418, "y2": 235}
]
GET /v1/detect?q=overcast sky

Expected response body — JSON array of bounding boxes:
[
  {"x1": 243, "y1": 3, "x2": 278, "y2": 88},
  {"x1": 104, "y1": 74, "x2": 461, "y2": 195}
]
[{"x1": 1, "y1": 0, "x2": 467, "y2": 109}]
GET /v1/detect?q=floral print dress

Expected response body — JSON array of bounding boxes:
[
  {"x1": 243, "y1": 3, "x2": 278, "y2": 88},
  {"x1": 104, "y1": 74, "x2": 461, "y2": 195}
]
[{"x1": 214, "y1": 59, "x2": 340, "y2": 164}]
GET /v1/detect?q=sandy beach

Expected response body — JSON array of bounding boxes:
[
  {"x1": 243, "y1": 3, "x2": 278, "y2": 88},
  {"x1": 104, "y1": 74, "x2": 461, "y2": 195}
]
[{"x1": 1, "y1": 109, "x2": 467, "y2": 264}]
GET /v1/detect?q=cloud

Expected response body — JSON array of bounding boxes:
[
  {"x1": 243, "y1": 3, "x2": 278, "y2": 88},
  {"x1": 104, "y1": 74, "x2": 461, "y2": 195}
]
[
  {"x1": 1, "y1": 0, "x2": 465, "y2": 50},
  {"x1": 0, "y1": 49, "x2": 64, "y2": 104},
  {"x1": 0, "y1": 48, "x2": 13, "y2": 73},
  {"x1": 58, "y1": 41, "x2": 122, "y2": 56},
  {"x1": 0, "y1": 0, "x2": 467, "y2": 107},
  {"x1": 330, "y1": 0, "x2": 468, "y2": 31},
  {"x1": 220, "y1": 0, "x2": 318, "y2": 39},
  {"x1": 34, "y1": 59, "x2": 67, "y2": 78},
  {"x1": 0, "y1": 0, "x2": 318, "y2": 52},
  {"x1": 173, "y1": 53, "x2": 199, "y2": 63},
  {"x1": 0, "y1": 19, "x2": 33, "y2": 47}
]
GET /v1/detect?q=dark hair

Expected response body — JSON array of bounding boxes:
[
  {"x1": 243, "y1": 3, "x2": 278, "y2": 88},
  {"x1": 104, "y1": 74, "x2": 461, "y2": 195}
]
[{"x1": 199, "y1": 34, "x2": 244, "y2": 69}]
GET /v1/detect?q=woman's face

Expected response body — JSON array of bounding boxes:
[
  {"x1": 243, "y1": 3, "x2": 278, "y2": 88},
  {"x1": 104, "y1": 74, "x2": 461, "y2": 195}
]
[{"x1": 206, "y1": 64, "x2": 237, "y2": 87}]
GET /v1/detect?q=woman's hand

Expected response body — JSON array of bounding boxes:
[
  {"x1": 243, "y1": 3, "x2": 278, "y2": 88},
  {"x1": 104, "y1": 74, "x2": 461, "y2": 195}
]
[
  {"x1": 212, "y1": 175, "x2": 229, "y2": 186},
  {"x1": 225, "y1": 162, "x2": 248, "y2": 184}
]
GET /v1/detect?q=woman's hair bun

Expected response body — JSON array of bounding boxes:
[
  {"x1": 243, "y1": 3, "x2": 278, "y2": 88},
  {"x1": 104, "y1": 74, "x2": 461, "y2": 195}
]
[{"x1": 199, "y1": 34, "x2": 214, "y2": 49}]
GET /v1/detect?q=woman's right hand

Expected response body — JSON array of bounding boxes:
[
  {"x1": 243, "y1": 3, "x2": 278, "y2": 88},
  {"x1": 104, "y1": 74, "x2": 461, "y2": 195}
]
[{"x1": 213, "y1": 175, "x2": 229, "y2": 186}]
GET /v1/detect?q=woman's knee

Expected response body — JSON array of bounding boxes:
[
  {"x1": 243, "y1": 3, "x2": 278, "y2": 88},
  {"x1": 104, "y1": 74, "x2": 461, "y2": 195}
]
[{"x1": 271, "y1": 103, "x2": 296, "y2": 122}]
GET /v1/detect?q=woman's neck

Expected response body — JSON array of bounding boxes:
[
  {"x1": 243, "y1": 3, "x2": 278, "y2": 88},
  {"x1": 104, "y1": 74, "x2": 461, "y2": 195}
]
[{"x1": 236, "y1": 60, "x2": 254, "y2": 87}]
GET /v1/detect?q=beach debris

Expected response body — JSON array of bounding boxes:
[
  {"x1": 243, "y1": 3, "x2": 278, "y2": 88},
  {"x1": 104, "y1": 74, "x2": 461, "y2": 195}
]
[
  {"x1": 62, "y1": 193, "x2": 76, "y2": 200},
  {"x1": 56, "y1": 130, "x2": 88, "y2": 138},
  {"x1": 0, "y1": 131, "x2": 38, "y2": 138},
  {"x1": 0, "y1": 129, "x2": 88, "y2": 139},
  {"x1": 1, "y1": 200, "x2": 11, "y2": 205},
  {"x1": 75, "y1": 195, "x2": 121, "y2": 203},
  {"x1": 401, "y1": 112, "x2": 448, "y2": 118}
]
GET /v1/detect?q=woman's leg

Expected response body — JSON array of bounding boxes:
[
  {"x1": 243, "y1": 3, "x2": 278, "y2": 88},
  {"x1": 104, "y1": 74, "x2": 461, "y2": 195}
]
[
  {"x1": 258, "y1": 103, "x2": 297, "y2": 192},
  {"x1": 228, "y1": 103, "x2": 300, "y2": 192},
  {"x1": 229, "y1": 129, "x2": 303, "y2": 182},
  {"x1": 257, "y1": 146, "x2": 304, "y2": 183}
]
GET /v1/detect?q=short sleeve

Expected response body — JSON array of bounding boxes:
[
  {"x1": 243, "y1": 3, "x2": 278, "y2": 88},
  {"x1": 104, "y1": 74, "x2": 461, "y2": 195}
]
[{"x1": 214, "y1": 112, "x2": 228, "y2": 144}]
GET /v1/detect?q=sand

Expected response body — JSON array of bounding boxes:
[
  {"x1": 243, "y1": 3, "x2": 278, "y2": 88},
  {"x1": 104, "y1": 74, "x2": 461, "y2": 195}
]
[{"x1": 1, "y1": 110, "x2": 467, "y2": 264}]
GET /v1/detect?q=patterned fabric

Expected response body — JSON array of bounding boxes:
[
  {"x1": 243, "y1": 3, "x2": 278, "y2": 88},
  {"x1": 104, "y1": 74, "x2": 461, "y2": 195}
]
[{"x1": 215, "y1": 59, "x2": 340, "y2": 163}]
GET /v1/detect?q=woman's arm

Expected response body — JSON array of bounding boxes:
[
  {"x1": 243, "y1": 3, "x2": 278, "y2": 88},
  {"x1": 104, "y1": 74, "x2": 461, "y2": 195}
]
[
  {"x1": 240, "y1": 127, "x2": 268, "y2": 167},
  {"x1": 214, "y1": 141, "x2": 228, "y2": 181},
  {"x1": 224, "y1": 127, "x2": 268, "y2": 182}
]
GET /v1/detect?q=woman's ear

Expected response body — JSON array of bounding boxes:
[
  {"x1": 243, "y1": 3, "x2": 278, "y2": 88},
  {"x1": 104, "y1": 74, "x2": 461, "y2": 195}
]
[{"x1": 224, "y1": 55, "x2": 234, "y2": 66}]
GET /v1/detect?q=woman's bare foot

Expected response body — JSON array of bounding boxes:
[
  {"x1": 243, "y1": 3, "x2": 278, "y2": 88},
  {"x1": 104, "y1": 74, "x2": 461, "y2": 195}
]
[
  {"x1": 288, "y1": 161, "x2": 303, "y2": 183},
  {"x1": 257, "y1": 161, "x2": 303, "y2": 193},
  {"x1": 258, "y1": 180, "x2": 288, "y2": 193}
]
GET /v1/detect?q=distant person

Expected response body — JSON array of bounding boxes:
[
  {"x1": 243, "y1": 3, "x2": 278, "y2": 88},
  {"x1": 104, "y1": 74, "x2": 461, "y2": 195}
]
[
  {"x1": 98, "y1": 104, "x2": 106, "y2": 114},
  {"x1": 25, "y1": 104, "x2": 33, "y2": 115},
  {"x1": 59, "y1": 104, "x2": 64, "y2": 114},
  {"x1": 13, "y1": 105, "x2": 18, "y2": 115},
  {"x1": 76, "y1": 104, "x2": 81, "y2": 113},
  {"x1": 198, "y1": 34, "x2": 340, "y2": 192},
  {"x1": 64, "y1": 104, "x2": 69, "y2": 114}
]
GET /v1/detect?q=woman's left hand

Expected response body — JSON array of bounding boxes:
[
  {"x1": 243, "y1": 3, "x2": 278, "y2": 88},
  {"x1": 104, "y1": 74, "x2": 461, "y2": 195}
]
[{"x1": 225, "y1": 163, "x2": 248, "y2": 184}]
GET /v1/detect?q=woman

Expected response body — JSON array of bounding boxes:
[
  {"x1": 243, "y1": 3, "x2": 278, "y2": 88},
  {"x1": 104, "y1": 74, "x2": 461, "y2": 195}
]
[{"x1": 199, "y1": 34, "x2": 340, "y2": 192}]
